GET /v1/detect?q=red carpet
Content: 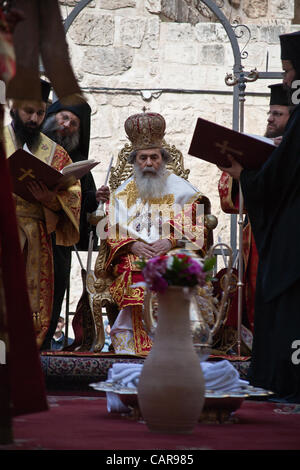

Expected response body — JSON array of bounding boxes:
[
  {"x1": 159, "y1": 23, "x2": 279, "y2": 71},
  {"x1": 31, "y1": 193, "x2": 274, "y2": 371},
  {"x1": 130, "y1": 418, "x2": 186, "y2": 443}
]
[{"x1": 2, "y1": 394, "x2": 300, "y2": 451}]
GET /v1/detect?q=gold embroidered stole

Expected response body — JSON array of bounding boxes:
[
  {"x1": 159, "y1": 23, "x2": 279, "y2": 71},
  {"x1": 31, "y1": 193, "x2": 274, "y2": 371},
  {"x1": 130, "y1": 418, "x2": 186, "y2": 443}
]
[
  {"x1": 4, "y1": 124, "x2": 56, "y2": 165},
  {"x1": 3, "y1": 126, "x2": 56, "y2": 314}
]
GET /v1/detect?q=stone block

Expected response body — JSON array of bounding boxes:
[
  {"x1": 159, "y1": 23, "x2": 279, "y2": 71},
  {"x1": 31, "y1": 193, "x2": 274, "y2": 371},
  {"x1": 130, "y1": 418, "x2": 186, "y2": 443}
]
[
  {"x1": 89, "y1": 92, "x2": 108, "y2": 108},
  {"x1": 201, "y1": 45, "x2": 225, "y2": 65},
  {"x1": 160, "y1": 0, "x2": 203, "y2": 25},
  {"x1": 245, "y1": 43, "x2": 270, "y2": 69},
  {"x1": 93, "y1": 111, "x2": 113, "y2": 138},
  {"x1": 268, "y1": 0, "x2": 294, "y2": 19},
  {"x1": 162, "y1": 23, "x2": 195, "y2": 42},
  {"x1": 195, "y1": 23, "x2": 227, "y2": 43},
  {"x1": 164, "y1": 43, "x2": 199, "y2": 65},
  {"x1": 149, "y1": 63, "x2": 159, "y2": 76},
  {"x1": 145, "y1": 0, "x2": 161, "y2": 14},
  {"x1": 163, "y1": 113, "x2": 194, "y2": 134},
  {"x1": 145, "y1": 17, "x2": 160, "y2": 50},
  {"x1": 242, "y1": 0, "x2": 268, "y2": 19},
  {"x1": 258, "y1": 24, "x2": 287, "y2": 43},
  {"x1": 161, "y1": 0, "x2": 177, "y2": 21},
  {"x1": 98, "y1": 0, "x2": 136, "y2": 9},
  {"x1": 176, "y1": 0, "x2": 190, "y2": 23},
  {"x1": 119, "y1": 17, "x2": 146, "y2": 48},
  {"x1": 82, "y1": 46, "x2": 133, "y2": 76},
  {"x1": 111, "y1": 94, "x2": 134, "y2": 107},
  {"x1": 69, "y1": 12, "x2": 114, "y2": 46},
  {"x1": 215, "y1": 24, "x2": 230, "y2": 43}
]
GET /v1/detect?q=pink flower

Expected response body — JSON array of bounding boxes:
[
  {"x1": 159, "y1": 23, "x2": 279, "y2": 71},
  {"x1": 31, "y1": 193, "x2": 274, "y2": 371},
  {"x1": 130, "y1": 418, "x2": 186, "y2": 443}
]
[
  {"x1": 141, "y1": 252, "x2": 210, "y2": 293},
  {"x1": 142, "y1": 255, "x2": 168, "y2": 289},
  {"x1": 185, "y1": 259, "x2": 206, "y2": 285}
]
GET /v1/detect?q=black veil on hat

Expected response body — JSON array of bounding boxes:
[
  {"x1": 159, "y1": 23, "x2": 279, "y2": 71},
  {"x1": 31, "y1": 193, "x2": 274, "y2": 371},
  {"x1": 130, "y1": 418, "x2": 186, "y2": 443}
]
[
  {"x1": 280, "y1": 31, "x2": 300, "y2": 77},
  {"x1": 268, "y1": 83, "x2": 290, "y2": 106},
  {"x1": 41, "y1": 79, "x2": 51, "y2": 103},
  {"x1": 45, "y1": 99, "x2": 91, "y2": 161}
]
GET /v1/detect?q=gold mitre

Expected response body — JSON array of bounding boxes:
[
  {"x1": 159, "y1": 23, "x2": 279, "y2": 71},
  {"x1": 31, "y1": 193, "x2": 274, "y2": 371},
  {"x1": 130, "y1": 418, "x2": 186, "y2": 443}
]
[{"x1": 124, "y1": 112, "x2": 166, "y2": 150}]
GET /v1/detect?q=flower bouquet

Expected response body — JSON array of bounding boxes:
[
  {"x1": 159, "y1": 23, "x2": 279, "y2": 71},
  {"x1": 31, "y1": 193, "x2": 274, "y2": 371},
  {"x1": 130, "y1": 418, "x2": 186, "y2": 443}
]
[
  {"x1": 135, "y1": 245, "x2": 233, "y2": 360},
  {"x1": 136, "y1": 252, "x2": 216, "y2": 294}
]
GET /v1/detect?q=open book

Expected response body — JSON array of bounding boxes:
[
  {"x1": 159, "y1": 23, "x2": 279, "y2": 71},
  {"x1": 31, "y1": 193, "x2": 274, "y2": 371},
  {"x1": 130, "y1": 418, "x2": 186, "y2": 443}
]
[
  {"x1": 245, "y1": 133, "x2": 276, "y2": 146},
  {"x1": 188, "y1": 118, "x2": 276, "y2": 170},
  {"x1": 8, "y1": 148, "x2": 99, "y2": 203},
  {"x1": 60, "y1": 159, "x2": 99, "y2": 178}
]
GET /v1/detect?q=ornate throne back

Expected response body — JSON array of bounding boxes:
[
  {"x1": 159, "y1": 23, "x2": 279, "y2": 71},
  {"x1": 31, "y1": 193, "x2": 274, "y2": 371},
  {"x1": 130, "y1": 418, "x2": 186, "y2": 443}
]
[{"x1": 92, "y1": 140, "x2": 191, "y2": 352}]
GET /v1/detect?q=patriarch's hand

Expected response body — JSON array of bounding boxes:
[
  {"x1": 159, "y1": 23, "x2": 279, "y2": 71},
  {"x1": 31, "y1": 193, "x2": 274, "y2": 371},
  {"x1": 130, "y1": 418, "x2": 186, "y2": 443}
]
[{"x1": 96, "y1": 185, "x2": 110, "y2": 203}]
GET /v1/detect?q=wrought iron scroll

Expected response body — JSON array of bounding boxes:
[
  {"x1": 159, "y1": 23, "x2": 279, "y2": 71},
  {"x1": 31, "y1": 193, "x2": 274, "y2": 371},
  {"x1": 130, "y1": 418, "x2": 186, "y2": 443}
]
[{"x1": 232, "y1": 23, "x2": 252, "y2": 60}]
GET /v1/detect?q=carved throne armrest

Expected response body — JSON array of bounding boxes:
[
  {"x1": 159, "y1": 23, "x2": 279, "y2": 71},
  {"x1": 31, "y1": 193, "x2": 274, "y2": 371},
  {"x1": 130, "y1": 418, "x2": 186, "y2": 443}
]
[{"x1": 92, "y1": 240, "x2": 117, "y2": 352}]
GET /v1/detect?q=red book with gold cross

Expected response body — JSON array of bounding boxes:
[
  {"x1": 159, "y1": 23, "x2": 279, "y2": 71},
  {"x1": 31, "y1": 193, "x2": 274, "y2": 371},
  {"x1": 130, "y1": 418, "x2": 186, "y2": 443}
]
[
  {"x1": 188, "y1": 117, "x2": 275, "y2": 170},
  {"x1": 8, "y1": 149, "x2": 98, "y2": 203}
]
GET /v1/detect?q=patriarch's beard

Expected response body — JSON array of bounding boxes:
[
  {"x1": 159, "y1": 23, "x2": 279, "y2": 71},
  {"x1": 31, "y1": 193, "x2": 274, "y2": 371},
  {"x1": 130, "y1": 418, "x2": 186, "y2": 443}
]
[{"x1": 134, "y1": 162, "x2": 167, "y2": 200}]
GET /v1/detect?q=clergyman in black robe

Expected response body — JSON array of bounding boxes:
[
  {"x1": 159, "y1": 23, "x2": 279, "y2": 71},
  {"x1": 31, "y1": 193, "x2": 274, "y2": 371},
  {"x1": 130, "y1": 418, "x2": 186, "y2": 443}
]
[{"x1": 218, "y1": 31, "x2": 300, "y2": 403}]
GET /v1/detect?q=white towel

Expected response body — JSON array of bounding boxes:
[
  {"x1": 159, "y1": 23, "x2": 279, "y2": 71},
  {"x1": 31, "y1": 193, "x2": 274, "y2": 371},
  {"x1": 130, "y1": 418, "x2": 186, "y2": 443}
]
[
  {"x1": 94, "y1": 360, "x2": 249, "y2": 413},
  {"x1": 106, "y1": 368, "x2": 136, "y2": 413},
  {"x1": 108, "y1": 363, "x2": 143, "y2": 389},
  {"x1": 201, "y1": 360, "x2": 248, "y2": 392}
]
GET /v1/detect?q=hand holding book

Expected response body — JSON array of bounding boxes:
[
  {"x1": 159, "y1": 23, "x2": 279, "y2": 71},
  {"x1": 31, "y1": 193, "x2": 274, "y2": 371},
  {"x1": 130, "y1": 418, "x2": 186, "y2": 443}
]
[
  {"x1": 26, "y1": 179, "x2": 59, "y2": 207},
  {"x1": 8, "y1": 148, "x2": 99, "y2": 203},
  {"x1": 188, "y1": 118, "x2": 275, "y2": 170},
  {"x1": 217, "y1": 154, "x2": 244, "y2": 181}
]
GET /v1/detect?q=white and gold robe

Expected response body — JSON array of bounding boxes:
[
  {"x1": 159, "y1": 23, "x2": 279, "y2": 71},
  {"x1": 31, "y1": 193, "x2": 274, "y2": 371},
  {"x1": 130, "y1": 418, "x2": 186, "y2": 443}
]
[{"x1": 104, "y1": 172, "x2": 212, "y2": 355}]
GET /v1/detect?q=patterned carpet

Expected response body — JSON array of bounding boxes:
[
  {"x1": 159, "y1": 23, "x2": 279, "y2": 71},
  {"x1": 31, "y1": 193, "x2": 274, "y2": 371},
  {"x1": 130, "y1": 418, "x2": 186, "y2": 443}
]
[
  {"x1": 41, "y1": 352, "x2": 145, "y2": 389},
  {"x1": 40, "y1": 351, "x2": 251, "y2": 390}
]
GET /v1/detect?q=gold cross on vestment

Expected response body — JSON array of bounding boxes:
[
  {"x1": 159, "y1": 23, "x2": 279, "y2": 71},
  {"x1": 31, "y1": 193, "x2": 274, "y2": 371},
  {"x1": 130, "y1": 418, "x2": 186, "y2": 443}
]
[
  {"x1": 18, "y1": 168, "x2": 36, "y2": 181},
  {"x1": 215, "y1": 140, "x2": 243, "y2": 157}
]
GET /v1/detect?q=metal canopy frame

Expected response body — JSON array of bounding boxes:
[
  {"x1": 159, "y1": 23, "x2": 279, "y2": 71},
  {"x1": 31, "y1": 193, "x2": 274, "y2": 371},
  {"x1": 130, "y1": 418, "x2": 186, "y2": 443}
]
[{"x1": 63, "y1": 0, "x2": 283, "y2": 354}]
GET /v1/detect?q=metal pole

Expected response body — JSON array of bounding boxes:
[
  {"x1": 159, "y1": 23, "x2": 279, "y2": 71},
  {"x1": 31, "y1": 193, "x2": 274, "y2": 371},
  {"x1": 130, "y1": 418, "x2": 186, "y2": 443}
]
[
  {"x1": 201, "y1": 0, "x2": 245, "y2": 355},
  {"x1": 237, "y1": 71, "x2": 246, "y2": 357}
]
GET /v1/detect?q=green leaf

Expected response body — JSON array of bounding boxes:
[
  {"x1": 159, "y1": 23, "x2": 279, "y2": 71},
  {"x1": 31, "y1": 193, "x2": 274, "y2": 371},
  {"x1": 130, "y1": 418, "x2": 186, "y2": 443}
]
[
  {"x1": 203, "y1": 256, "x2": 216, "y2": 272},
  {"x1": 135, "y1": 259, "x2": 146, "y2": 269}
]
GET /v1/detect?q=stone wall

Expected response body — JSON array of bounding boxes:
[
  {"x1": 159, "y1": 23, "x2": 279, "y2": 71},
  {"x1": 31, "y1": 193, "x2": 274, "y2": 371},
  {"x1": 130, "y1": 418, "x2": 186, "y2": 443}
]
[
  {"x1": 57, "y1": 0, "x2": 298, "y2": 312},
  {"x1": 159, "y1": 0, "x2": 294, "y2": 24}
]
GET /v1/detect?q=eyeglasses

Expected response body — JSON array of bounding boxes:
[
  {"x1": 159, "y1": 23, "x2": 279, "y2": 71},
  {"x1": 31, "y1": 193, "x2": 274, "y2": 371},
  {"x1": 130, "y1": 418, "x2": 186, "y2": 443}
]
[
  {"x1": 60, "y1": 113, "x2": 80, "y2": 129},
  {"x1": 267, "y1": 111, "x2": 286, "y2": 118}
]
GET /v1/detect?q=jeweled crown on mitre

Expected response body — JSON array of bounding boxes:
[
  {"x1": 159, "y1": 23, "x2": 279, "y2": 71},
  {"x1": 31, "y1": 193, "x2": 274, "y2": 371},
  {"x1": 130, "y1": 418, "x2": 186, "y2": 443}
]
[{"x1": 124, "y1": 112, "x2": 166, "y2": 150}]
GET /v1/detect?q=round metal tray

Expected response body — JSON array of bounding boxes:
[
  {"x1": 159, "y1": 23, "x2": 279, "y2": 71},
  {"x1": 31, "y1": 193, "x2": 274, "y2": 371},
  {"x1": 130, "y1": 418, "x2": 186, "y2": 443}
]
[{"x1": 90, "y1": 381, "x2": 273, "y2": 422}]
